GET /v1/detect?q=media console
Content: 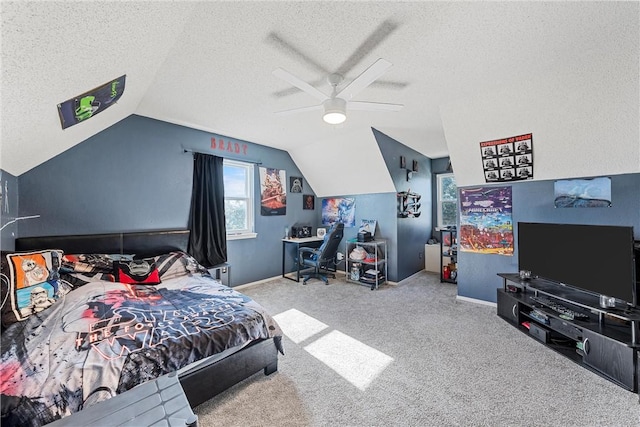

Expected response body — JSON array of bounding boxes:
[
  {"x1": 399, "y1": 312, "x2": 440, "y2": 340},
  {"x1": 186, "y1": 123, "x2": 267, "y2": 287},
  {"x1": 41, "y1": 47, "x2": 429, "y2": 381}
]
[{"x1": 497, "y1": 273, "x2": 640, "y2": 394}]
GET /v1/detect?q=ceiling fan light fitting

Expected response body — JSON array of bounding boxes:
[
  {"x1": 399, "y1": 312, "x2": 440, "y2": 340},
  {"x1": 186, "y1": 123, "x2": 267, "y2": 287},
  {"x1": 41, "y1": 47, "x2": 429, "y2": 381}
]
[{"x1": 322, "y1": 98, "x2": 347, "y2": 124}]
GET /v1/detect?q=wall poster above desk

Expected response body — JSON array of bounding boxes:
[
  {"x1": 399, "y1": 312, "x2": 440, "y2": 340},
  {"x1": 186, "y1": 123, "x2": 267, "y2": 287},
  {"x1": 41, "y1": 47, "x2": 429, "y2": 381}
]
[
  {"x1": 480, "y1": 133, "x2": 533, "y2": 183},
  {"x1": 259, "y1": 167, "x2": 287, "y2": 216}
]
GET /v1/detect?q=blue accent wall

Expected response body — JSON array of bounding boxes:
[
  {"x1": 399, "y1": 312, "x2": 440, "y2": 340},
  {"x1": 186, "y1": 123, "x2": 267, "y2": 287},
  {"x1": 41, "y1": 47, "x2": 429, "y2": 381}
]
[
  {"x1": 15, "y1": 115, "x2": 415, "y2": 285},
  {"x1": 13, "y1": 114, "x2": 638, "y2": 297},
  {"x1": 374, "y1": 129, "x2": 433, "y2": 280},
  {"x1": 18, "y1": 115, "x2": 318, "y2": 285},
  {"x1": 327, "y1": 192, "x2": 398, "y2": 281},
  {"x1": 457, "y1": 173, "x2": 640, "y2": 302},
  {"x1": 0, "y1": 170, "x2": 19, "y2": 251}
]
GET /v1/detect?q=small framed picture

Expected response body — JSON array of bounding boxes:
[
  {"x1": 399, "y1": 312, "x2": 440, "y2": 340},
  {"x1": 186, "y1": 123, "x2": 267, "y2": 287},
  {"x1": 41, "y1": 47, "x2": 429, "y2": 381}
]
[
  {"x1": 400, "y1": 155, "x2": 406, "y2": 169},
  {"x1": 290, "y1": 176, "x2": 303, "y2": 193},
  {"x1": 303, "y1": 194, "x2": 315, "y2": 210}
]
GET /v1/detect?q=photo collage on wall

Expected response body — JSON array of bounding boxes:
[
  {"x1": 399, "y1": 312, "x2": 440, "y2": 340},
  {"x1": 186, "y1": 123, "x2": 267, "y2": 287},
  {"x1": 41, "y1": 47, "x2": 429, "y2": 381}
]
[{"x1": 480, "y1": 133, "x2": 533, "y2": 183}]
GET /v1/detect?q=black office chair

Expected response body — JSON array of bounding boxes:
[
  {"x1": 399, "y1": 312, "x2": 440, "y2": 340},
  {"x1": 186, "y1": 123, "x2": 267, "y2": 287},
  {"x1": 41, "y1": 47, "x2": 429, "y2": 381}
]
[{"x1": 298, "y1": 223, "x2": 344, "y2": 285}]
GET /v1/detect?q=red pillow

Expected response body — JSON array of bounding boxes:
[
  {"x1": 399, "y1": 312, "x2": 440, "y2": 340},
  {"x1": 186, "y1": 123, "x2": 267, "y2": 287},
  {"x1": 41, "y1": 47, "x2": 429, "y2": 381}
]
[{"x1": 114, "y1": 259, "x2": 161, "y2": 285}]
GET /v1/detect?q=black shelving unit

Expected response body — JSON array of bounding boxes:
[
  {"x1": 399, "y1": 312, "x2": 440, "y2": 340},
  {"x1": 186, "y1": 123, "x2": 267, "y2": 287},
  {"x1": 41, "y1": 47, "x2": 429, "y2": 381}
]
[{"x1": 440, "y1": 228, "x2": 457, "y2": 284}]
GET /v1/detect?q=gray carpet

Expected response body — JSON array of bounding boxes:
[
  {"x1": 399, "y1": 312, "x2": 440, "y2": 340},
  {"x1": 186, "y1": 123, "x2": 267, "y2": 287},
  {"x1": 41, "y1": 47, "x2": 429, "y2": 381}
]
[{"x1": 194, "y1": 272, "x2": 639, "y2": 426}]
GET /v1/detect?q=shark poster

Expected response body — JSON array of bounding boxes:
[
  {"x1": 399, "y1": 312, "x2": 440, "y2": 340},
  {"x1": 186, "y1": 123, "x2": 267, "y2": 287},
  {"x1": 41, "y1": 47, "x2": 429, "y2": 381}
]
[
  {"x1": 57, "y1": 75, "x2": 126, "y2": 129},
  {"x1": 459, "y1": 186, "x2": 514, "y2": 256},
  {"x1": 554, "y1": 177, "x2": 612, "y2": 208}
]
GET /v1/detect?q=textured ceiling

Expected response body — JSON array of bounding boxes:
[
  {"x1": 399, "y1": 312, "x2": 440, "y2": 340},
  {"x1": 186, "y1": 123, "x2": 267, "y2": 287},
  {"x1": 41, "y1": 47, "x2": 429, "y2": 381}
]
[{"x1": 1, "y1": 1, "x2": 638, "y2": 196}]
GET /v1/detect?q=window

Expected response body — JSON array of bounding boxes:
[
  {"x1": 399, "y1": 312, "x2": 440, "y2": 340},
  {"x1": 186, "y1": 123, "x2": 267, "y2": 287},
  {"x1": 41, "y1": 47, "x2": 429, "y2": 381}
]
[
  {"x1": 437, "y1": 173, "x2": 458, "y2": 229},
  {"x1": 223, "y1": 160, "x2": 256, "y2": 239}
]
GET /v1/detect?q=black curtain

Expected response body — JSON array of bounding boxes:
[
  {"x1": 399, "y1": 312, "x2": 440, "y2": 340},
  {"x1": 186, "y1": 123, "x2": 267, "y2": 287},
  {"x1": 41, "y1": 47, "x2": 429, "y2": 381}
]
[{"x1": 188, "y1": 153, "x2": 227, "y2": 268}]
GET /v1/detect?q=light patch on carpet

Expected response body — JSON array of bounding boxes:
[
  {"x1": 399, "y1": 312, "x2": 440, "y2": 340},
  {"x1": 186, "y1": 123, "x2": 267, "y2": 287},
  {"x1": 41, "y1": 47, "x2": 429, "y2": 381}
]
[
  {"x1": 273, "y1": 308, "x2": 329, "y2": 344},
  {"x1": 304, "y1": 330, "x2": 394, "y2": 391}
]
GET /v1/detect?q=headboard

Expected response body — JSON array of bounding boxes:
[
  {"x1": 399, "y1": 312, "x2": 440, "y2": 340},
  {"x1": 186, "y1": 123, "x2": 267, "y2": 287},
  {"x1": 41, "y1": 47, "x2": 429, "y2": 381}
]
[{"x1": 15, "y1": 229, "x2": 190, "y2": 257}]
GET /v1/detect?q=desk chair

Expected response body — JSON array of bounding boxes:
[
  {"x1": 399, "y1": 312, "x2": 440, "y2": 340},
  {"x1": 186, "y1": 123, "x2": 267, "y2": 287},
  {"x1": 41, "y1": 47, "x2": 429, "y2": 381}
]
[{"x1": 298, "y1": 223, "x2": 344, "y2": 285}]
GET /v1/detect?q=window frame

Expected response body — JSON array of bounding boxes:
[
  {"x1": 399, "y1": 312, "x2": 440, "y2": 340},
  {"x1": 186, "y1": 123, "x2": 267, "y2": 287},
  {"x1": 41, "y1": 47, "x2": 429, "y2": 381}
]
[
  {"x1": 436, "y1": 172, "x2": 458, "y2": 230},
  {"x1": 223, "y1": 159, "x2": 257, "y2": 240}
]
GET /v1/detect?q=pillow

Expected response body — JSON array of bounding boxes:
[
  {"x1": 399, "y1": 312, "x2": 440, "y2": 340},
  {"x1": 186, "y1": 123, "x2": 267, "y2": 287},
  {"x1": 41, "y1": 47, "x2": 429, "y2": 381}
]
[
  {"x1": 1, "y1": 249, "x2": 65, "y2": 325},
  {"x1": 114, "y1": 259, "x2": 161, "y2": 285},
  {"x1": 61, "y1": 253, "x2": 134, "y2": 274},
  {"x1": 151, "y1": 251, "x2": 208, "y2": 281}
]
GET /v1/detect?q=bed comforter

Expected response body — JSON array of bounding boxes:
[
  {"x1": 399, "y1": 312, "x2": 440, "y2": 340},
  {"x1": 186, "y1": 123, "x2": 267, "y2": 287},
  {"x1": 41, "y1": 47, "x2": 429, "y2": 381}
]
[{"x1": 0, "y1": 253, "x2": 282, "y2": 426}]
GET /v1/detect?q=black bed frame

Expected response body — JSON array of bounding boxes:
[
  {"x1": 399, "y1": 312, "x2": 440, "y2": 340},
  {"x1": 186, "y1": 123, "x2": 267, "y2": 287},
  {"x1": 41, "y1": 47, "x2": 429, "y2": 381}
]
[{"x1": 15, "y1": 229, "x2": 279, "y2": 409}]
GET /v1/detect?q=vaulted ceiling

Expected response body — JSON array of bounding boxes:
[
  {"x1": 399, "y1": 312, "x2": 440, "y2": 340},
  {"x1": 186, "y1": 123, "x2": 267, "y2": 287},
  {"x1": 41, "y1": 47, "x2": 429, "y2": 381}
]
[{"x1": 1, "y1": 2, "x2": 638, "y2": 196}]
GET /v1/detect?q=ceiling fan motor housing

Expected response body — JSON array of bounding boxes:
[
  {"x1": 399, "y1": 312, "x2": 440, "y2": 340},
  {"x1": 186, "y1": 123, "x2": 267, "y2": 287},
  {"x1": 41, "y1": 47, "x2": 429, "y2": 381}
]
[{"x1": 323, "y1": 98, "x2": 347, "y2": 124}]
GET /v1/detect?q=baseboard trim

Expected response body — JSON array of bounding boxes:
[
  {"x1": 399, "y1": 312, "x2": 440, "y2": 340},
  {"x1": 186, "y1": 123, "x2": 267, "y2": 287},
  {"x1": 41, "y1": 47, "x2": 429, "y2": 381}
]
[
  {"x1": 456, "y1": 295, "x2": 497, "y2": 308},
  {"x1": 234, "y1": 275, "x2": 282, "y2": 290}
]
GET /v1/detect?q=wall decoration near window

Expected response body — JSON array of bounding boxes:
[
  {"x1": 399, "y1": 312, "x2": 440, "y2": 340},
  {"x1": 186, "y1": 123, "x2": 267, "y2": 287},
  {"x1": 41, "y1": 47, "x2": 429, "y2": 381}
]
[
  {"x1": 397, "y1": 190, "x2": 421, "y2": 218},
  {"x1": 400, "y1": 157, "x2": 420, "y2": 181},
  {"x1": 289, "y1": 176, "x2": 303, "y2": 193},
  {"x1": 57, "y1": 75, "x2": 126, "y2": 129},
  {"x1": 303, "y1": 194, "x2": 315, "y2": 210},
  {"x1": 259, "y1": 167, "x2": 287, "y2": 216},
  {"x1": 459, "y1": 186, "x2": 513, "y2": 256},
  {"x1": 322, "y1": 197, "x2": 355, "y2": 227},
  {"x1": 554, "y1": 177, "x2": 612, "y2": 208},
  {"x1": 480, "y1": 133, "x2": 533, "y2": 183}
]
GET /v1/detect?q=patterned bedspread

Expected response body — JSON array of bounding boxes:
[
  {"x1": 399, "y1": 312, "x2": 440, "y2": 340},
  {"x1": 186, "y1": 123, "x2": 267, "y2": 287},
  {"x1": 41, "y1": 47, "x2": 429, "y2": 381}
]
[{"x1": 0, "y1": 252, "x2": 282, "y2": 426}]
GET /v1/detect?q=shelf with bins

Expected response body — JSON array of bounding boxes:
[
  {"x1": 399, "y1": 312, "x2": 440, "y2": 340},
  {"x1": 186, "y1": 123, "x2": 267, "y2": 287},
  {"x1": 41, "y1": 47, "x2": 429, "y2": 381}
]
[
  {"x1": 440, "y1": 228, "x2": 457, "y2": 283},
  {"x1": 345, "y1": 239, "x2": 387, "y2": 290}
]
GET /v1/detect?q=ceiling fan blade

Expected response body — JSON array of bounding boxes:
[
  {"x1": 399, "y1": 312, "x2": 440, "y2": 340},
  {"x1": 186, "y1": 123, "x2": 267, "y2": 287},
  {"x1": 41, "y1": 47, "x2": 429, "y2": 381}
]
[
  {"x1": 336, "y1": 58, "x2": 393, "y2": 101},
  {"x1": 347, "y1": 101, "x2": 404, "y2": 112},
  {"x1": 274, "y1": 104, "x2": 323, "y2": 116},
  {"x1": 273, "y1": 68, "x2": 328, "y2": 101},
  {"x1": 266, "y1": 32, "x2": 330, "y2": 75},
  {"x1": 370, "y1": 80, "x2": 409, "y2": 90},
  {"x1": 272, "y1": 78, "x2": 325, "y2": 98},
  {"x1": 335, "y1": 19, "x2": 399, "y2": 76}
]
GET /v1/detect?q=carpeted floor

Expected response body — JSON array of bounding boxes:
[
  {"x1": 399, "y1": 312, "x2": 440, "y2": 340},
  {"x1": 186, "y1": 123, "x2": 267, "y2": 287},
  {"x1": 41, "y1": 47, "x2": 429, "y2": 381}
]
[{"x1": 193, "y1": 271, "x2": 639, "y2": 426}]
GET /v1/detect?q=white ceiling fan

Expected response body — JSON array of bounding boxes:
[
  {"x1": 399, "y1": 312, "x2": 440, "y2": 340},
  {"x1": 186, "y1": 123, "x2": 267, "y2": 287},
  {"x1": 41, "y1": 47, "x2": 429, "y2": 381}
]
[{"x1": 273, "y1": 58, "x2": 404, "y2": 124}]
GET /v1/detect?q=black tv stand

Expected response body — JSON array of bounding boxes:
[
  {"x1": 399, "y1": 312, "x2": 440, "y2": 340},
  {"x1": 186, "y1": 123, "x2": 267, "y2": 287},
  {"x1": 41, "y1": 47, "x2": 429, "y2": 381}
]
[{"x1": 497, "y1": 273, "x2": 640, "y2": 394}]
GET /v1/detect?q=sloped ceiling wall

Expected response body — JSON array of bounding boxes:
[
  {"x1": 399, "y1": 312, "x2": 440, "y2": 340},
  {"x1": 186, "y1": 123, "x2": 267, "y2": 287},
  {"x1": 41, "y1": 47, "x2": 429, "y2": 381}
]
[
  {"x1": 0, "y1": 1, "x2": 196, "y2": 176},
  {"x1": 2, "y1": 2, "x2": 638, "y2": 198},
  {"x1": 439, "y1": 2, "x2": 640, "y2": 187}
]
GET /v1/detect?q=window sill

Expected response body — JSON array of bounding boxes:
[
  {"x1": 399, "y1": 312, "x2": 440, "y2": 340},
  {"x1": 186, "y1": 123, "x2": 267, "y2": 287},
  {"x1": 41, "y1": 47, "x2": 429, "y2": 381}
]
[{"x1": 227, "y1": 232, "x2": 258, "y2": 241}]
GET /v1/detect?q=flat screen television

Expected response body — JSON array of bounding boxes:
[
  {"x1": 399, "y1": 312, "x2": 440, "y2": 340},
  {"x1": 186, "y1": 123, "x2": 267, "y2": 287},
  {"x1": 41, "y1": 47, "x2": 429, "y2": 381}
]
[{"x1": 517, "y1": 222, "x2": 637, "y2": 307}]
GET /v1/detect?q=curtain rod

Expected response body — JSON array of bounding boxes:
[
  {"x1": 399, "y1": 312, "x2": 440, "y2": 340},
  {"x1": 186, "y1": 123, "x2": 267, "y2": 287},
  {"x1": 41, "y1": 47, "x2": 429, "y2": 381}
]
[{"x1": 182, "y1": 148, "x2": 262, "y2": 165}]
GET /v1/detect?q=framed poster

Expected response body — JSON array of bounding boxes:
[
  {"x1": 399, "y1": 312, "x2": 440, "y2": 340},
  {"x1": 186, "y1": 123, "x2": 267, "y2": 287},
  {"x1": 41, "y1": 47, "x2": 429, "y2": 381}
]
[
  {"x1": 554, "y1": 177, "x2": 611, "y2": 208},
  {"x1": 259, "y1": 167, "x2": 286, "y2": 216},
  {"x1": 290, "y1": 176, "x2": 303, "y2": 193},
  {"x1": 321, "y1": 197, "x2": 355, "y2": 227},
  {"x1": 303, "y1": 194, "x2": 315, "y2": 210},
  {"x1": 459, "y1": 186, "x2": 513, "y2": 256},
  {"x1": 480, "y1": 133, "x2": 533, "y2": 182}
]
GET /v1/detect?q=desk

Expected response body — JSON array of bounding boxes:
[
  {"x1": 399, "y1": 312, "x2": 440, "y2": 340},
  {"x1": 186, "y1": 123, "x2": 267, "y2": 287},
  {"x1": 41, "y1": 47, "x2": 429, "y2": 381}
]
[{"x1": 282, "y1": 237, "x2": 323, "y2": 282}]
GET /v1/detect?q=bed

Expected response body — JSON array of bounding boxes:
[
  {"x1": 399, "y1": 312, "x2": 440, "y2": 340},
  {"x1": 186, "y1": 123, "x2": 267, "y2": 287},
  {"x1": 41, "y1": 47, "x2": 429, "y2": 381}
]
[{"x1": 1, "y1": 229, "x2": 283, "y2": 426}]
